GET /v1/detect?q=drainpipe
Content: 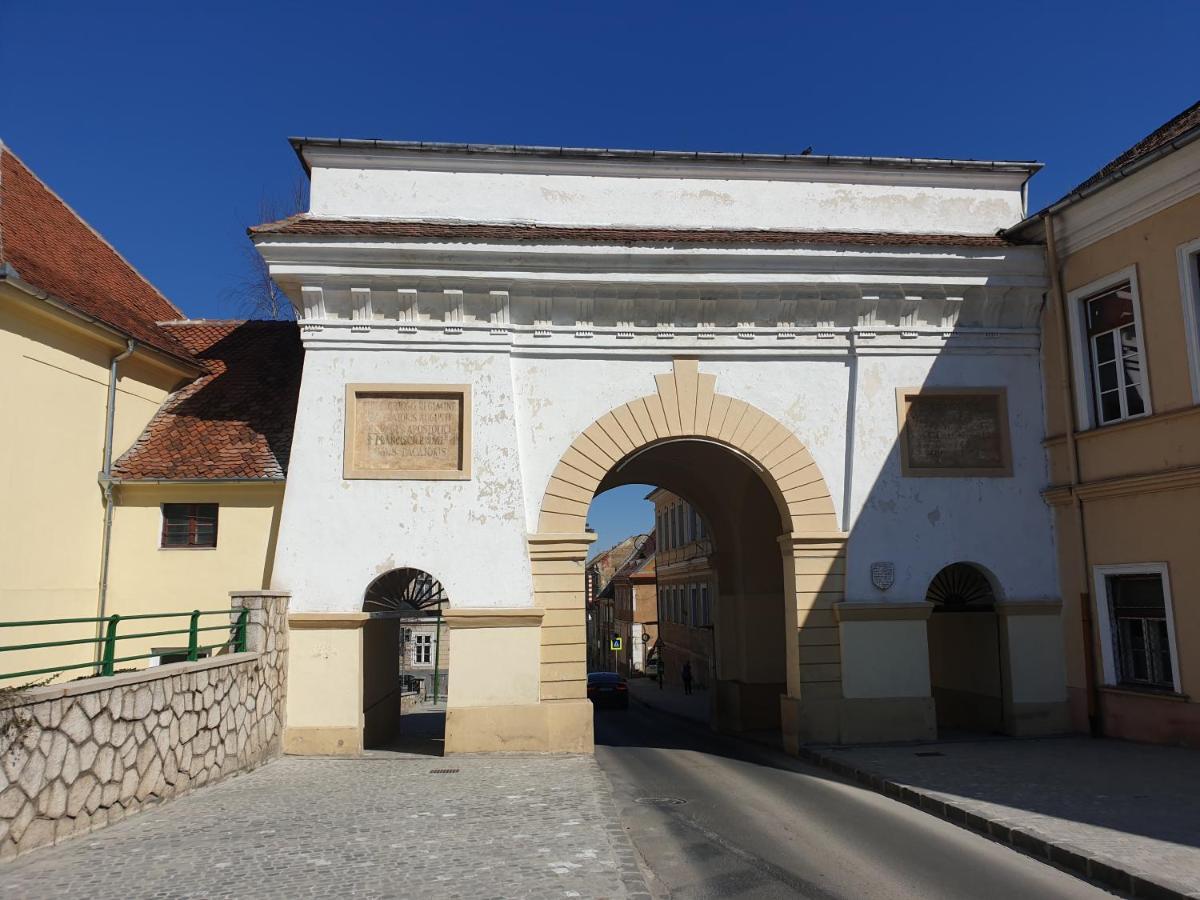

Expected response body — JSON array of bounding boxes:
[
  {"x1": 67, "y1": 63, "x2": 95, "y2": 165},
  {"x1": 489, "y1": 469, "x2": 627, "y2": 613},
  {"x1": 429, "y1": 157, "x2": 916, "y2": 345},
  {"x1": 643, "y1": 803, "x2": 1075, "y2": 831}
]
[
  {"x1": 1044, "y1": 217, "x2": 1102, "y2": 737},
  {"x1": 95, "y1": 340, "x2": 136, "y2": 666}
]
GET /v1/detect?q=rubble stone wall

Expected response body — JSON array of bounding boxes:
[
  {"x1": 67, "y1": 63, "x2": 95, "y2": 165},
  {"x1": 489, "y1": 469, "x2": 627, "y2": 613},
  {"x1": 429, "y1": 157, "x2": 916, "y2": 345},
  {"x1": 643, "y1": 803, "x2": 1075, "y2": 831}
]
[{"x1": 0, "y1": 591, "x2": 288, "y2": 859}]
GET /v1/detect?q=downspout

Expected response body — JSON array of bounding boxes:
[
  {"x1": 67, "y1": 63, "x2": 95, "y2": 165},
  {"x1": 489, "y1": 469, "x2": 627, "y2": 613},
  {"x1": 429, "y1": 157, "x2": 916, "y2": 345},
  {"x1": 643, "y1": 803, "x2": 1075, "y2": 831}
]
[
  {"x1": 95, "y1": 340, "x2": 136, "y2": 666},
  {"x1": 1044, "y1": 217, "x2": 1102, "y2": 736}
]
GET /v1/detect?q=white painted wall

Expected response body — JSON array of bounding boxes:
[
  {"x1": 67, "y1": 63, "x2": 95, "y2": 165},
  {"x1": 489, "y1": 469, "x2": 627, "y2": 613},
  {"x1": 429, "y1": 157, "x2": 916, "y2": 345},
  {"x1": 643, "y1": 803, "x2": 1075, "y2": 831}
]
[
  {"x1": 309, "y1": 165, "x2": 1025, "y2": 236},
  {"x1": 846, "y1": 350, "x2": 1056, "y2": 601},
  {"x1": 273, "y1": 347, "x2": 532, "y2": 612},
  {"x1": 270, "y1": 144, "x2": 1057, "y2": 621}
]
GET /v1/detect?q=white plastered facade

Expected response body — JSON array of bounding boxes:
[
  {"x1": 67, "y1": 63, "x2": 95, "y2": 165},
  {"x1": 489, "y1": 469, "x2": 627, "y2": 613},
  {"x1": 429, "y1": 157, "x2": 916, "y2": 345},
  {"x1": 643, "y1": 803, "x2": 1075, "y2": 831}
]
[{"x1": 259, "y1": 142, "x2": 1067, "y2": 751}]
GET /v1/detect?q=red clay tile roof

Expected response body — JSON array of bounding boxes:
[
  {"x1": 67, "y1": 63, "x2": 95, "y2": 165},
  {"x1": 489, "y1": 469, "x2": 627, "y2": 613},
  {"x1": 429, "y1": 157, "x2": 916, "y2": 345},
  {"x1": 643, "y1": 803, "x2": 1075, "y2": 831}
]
[
  {"x1": 250, "y1": 216, "x2": 1014, "y2": 248},
  {"x1": 1066, "y1": 99, "x2": 1200, "y2": 198},
  {"x1": 0, "y1": 144, "x2": 192, "y2": 363},
  {"x1": 112, "y1": 321, "x2": 303, "y2": 481}
]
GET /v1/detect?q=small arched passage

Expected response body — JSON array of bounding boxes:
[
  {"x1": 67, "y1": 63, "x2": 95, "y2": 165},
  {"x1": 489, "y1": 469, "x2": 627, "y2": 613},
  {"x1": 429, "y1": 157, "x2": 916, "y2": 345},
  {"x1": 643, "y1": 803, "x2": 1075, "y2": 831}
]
[
  {"x1": 925, "y1": 562, "x2": 1006, "y2": 734},
  {"x1": 361, "y1": 567, "x2": 448, "y2": 751},
  {"x1": 533, "y1": 360, "x2": 846, "y2": 743}
]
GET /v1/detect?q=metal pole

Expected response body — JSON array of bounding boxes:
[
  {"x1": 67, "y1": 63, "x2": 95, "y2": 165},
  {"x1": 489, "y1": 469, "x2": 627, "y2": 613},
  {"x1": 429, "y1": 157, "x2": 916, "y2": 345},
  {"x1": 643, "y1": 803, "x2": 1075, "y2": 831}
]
[{"x1": 431, "y1": 606, "x2": 443, "y2": 703}]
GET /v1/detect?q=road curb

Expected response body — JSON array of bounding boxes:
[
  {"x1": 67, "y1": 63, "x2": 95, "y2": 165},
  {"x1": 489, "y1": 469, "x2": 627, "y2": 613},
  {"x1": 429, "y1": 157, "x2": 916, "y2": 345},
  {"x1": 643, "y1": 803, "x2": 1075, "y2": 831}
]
[
  {"x1": 629, "y1": 688, "x2": 1194, "y2": 900},
  {"x1": 793, "y1": 744, "x2": 1194, "y2": 900}
]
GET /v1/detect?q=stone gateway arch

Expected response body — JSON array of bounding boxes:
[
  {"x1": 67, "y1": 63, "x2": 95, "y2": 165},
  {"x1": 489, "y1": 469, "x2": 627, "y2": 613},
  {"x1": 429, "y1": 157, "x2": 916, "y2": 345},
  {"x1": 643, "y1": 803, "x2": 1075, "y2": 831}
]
[{"x1": 256, "y1": 138, "x2": 1069, "y2": 754}]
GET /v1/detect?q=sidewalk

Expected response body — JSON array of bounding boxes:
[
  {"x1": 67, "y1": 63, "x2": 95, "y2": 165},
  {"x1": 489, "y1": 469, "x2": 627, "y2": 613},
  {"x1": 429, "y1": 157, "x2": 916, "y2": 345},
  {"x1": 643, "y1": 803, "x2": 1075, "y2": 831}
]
[{"x1": 629, "y1": 679, "x2": 1200, "y2": 899}]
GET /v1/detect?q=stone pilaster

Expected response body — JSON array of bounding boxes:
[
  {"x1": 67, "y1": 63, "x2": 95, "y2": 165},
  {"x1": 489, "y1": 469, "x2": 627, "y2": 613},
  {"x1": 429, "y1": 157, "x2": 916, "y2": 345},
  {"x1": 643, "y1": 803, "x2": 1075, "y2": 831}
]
[
  {"x1": 778, "y1": 531, "x2": 847, "y2": 748},
  {"x1": 528, "y1": 532, "x2": 596, "y2": 702}
]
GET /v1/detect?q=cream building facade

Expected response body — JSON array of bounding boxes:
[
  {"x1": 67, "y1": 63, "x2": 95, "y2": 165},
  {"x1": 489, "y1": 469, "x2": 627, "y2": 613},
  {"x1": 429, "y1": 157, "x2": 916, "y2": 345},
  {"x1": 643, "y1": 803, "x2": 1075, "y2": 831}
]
[
  {"x1": 1010, "y1": 100, "x2": 1200, "y2": 746},
  {"x1": 608, "y1": 534, "x2": 656, "y2": 676},
  {"x1": 650, "y1": 490, "x2": 716, "y2": 692},
  {"x1": 253, "y1": 137, "x2": 1068, "y2": 755}
]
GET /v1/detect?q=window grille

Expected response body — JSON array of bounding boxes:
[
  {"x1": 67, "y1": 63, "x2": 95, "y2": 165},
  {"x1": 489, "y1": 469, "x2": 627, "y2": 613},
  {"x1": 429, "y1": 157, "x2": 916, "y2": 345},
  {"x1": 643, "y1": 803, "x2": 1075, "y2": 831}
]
[
  {"x1": 1106, "y1": 574, "x2": 1174, "y2": 689},
  {"x1": 161, "y1": 503, "x2": 218, "y2": 548}
]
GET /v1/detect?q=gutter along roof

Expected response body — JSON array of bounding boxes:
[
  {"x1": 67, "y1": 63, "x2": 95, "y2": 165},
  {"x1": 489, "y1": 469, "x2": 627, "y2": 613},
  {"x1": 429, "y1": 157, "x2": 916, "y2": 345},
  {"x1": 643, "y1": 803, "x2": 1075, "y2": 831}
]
[
  {"x1": 1007, "y1": 99, "x2": 1200, "y2": 236},
  {"x1": 288, "y1": 136, "x2": 1043, "y2": 177}
]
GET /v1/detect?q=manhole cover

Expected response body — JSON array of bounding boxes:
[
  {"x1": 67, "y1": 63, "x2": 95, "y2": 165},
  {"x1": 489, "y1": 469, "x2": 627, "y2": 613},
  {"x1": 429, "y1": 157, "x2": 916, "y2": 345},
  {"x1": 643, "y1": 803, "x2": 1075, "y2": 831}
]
[
  {"x1": 635, "y1": 797, "x2": 687, "y2": 806},
  {"x1": 429, "y1": 768, "x2": 460, "y2": 774}
]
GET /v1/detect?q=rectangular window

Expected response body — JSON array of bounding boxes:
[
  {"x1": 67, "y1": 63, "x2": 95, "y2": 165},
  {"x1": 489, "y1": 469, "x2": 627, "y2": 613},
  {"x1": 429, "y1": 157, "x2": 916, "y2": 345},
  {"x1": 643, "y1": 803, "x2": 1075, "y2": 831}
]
[
  {"x1": 414, "y1": 633, "x2": 433, "y2": 665},
  {"x1": 689, "y1": 584, "x2": 699, "y2": 626},
  {"x1": 161, "y1": 503, "x2": 218, "y2": 548},
  {"x1": 1085, "y1": 282, "x2": 1147, "y2": 425},
  {"x1": 1106, "y1": 574, "x2": 1173, "y2": 689},
  {"x1": 701, "y1": 583, "x2": 710, "y2": 625}
]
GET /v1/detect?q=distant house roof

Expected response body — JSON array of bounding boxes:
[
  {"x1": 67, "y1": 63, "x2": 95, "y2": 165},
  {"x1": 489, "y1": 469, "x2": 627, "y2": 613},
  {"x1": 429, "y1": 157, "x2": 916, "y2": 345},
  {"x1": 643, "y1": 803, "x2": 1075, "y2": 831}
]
[
  {"x1": 251, "y1": 216, "x2": 1015, "y2": 249},
  {"x1": 112, "y1": 321, "x2": 303, "y2": 481},
  {"x1": 1066, "y1": 99, "x2": 1200, "y2": 199},
  {"x1": 0, "y1": 142, "x2": 193, "y2": 364},
  {"x1": 613, "y1": 533, "x2": 656, "y2": 583},
  {"x1": 1009, "y1": 99, "x2": 1200, "y2": 234}
]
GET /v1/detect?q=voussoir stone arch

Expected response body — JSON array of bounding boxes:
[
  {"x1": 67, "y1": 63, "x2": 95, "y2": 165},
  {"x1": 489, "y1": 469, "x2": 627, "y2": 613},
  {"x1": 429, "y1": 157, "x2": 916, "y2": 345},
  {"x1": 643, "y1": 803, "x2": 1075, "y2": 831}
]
[{"x1": 537, "y1": 358, "x2": 838, "y2": 535}]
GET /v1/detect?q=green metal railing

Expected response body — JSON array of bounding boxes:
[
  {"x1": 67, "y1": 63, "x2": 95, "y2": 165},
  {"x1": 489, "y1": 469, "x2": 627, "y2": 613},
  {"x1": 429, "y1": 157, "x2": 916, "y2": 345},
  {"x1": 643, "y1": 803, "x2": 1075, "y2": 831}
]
[{"x1": 0, "y1": 609, "x2": 250, "y2": 680}]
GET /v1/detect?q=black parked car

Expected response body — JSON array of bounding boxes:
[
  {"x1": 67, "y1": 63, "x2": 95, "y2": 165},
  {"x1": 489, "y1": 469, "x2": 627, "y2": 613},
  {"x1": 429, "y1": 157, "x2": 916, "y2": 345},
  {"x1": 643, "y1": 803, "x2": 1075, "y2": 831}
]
[{"x1": 586, "y1": 672, "x2": 629, "y2": 709}]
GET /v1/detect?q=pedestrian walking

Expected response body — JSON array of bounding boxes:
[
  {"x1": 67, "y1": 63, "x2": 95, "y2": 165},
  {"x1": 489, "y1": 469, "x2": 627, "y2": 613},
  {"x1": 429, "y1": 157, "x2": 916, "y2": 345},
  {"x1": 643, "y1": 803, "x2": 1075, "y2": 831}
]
[{"x1": 681, "y1": 660, "x2": 693, "y2": 695}]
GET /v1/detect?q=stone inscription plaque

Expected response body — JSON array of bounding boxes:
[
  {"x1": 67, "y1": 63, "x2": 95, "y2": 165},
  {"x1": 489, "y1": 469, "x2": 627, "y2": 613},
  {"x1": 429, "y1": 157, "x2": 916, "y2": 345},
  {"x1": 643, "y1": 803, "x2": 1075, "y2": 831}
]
[
  {"x1": 898, "y1": 389, "x2": 1010, "y2": 477},
  {"x1": 345, "y1": 385, "x2": 471, "y2": 479}
]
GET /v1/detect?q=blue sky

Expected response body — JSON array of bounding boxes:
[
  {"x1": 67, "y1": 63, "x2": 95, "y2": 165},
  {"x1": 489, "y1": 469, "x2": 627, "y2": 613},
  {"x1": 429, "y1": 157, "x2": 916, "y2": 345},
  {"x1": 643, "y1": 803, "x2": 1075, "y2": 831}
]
[{"x1": 4, "y1": 1, "x2": 1197, "y2": 553}]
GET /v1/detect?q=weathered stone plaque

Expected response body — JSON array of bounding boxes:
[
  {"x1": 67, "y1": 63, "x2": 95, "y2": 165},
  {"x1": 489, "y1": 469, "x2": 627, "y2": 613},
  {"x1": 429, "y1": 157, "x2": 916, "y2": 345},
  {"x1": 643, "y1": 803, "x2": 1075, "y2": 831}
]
[
  {"x1": 344, "y1": 384, "x2": 471, "y2": 480},
  {"x1": 896, "y1": 388, "x2": 1011, "y2": 477}
]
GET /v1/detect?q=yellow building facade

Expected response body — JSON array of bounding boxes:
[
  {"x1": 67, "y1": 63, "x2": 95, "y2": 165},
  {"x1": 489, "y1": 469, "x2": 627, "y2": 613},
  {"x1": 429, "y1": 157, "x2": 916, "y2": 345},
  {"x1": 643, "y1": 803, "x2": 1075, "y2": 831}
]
[
  {"x1": 0, "y1": 143, "x2": 298, "y2": 683},
  {"x1": 1012, "y1": 101, "x2": 1200, "y2": 745}
]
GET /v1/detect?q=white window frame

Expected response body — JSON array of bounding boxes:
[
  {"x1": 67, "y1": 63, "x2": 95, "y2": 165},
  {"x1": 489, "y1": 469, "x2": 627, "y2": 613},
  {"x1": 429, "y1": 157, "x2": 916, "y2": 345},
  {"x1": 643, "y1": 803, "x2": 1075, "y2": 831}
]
[
  {"x1": 1177, "y1": 236, "x2": 1200, "y2": 404},
  {"x1": 1092, "y1": 563, "x2": 1181, "y2": 694},
  {"x1": 1066, "y1": 266, "x2": 1152, "y2": 430},
  {"x1": 413, "y1": 632, "x2": 433, "y2": 666}
]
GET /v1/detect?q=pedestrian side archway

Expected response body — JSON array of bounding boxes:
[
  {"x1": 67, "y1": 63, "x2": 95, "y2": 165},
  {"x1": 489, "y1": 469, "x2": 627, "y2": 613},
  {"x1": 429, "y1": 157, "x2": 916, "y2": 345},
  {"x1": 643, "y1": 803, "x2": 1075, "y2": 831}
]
[
  {"x1": 361, "y1": 566, "x2": 448, "y2": 751},
  {"x1": 528, "y1": 359, "x2": 848, "y2": 749}
]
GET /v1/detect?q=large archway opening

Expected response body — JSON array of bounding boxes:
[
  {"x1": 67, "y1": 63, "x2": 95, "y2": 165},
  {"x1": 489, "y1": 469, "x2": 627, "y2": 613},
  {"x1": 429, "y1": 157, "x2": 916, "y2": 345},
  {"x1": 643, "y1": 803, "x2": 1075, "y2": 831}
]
[
  {"x1": 592, "y1": 438, "x2": 791, "y2": 735},
  {"x1": 580, "y1": 434, "x2": 796, "y2": 744},
  {"x1": 532, "y1": 359, "x2": 846, "y2": 751},
  {"x1": 361, "y1": 567, "x2": 448, "y2": 755}
]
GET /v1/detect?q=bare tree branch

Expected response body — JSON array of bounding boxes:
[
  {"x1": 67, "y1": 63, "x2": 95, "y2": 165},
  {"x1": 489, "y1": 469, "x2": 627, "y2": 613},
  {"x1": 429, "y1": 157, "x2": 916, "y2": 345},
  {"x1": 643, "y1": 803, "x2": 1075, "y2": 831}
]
[{"x1": 225, "y1": 181, "x2": 307, "y2": 320}]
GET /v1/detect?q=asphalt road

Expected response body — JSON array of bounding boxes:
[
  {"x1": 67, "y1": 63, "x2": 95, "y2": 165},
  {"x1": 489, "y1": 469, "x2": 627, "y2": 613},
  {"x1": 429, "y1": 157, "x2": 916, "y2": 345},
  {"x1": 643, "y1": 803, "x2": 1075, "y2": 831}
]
[{"x1": 593, "y1": 701, "x2": 1111, "y2": 900}]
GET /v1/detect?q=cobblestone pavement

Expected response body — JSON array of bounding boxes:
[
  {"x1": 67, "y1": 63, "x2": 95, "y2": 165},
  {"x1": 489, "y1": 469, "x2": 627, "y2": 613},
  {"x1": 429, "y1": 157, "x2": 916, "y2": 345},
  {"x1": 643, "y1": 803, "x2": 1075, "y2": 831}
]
[
  {"x1": 0, "y1": 753, "x2": 650, "y2": 899},
  {"x1": 828, "y1": 738, "x2": 1200, "y2": 897}
]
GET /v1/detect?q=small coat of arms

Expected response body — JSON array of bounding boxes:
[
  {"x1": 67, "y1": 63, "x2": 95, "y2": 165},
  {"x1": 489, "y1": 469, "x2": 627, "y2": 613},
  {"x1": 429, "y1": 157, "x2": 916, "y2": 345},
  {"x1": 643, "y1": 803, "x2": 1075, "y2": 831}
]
[{"x1": 870, "y1": 561, "x2": 895, "y2": 592}]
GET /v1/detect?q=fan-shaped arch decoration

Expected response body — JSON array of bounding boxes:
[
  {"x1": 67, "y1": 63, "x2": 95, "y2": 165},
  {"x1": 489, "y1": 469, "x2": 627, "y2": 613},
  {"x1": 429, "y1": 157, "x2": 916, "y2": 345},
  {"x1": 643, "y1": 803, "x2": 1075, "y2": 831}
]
[
  {"x1": 925, "y1": 563, "x2": 995, "y2": 611},
  {"x1": 364, "y1": 567, "x2": 447, "y2": 613}
]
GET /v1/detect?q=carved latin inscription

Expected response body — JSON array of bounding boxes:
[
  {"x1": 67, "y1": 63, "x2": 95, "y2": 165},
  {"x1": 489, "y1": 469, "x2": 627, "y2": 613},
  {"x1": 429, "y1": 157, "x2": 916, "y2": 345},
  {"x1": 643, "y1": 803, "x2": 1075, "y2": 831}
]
[
  {"x1": 344, "y1": 384, "x2": 471, "y2": 480},
  {"x1": 897, "y1": 388, "x2": 1011, "y2": 477}
]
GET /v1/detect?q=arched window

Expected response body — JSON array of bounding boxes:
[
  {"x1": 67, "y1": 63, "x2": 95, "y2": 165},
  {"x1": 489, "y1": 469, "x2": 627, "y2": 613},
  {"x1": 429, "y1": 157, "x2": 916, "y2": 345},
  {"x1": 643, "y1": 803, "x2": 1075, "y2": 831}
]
[
  {"x1": 364, "y1": 567, "x2": 447, "y2": 613},
  {"x1": 925, "y1": 563, "x2": 995, "y2": 610}
]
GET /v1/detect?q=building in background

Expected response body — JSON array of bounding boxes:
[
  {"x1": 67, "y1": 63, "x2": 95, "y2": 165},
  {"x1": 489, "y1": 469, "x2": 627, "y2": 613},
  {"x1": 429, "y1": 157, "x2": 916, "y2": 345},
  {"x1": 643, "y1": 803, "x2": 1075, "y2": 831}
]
[
  {"x1": 609, "y1": 534, "x2": 656, "y2": 676},
  {"x1": 0, "y1": 142, "x2": 299, "y2": 681},
  {"x1": 649, "y1": 490, "x2": 715, "y2": 693},
  {"x1": 585, "y1": 534, "x2": 645, "y2": 672},
  {"x1": 1010, "y1": 100, "x2": 1200, "y2": 746}
]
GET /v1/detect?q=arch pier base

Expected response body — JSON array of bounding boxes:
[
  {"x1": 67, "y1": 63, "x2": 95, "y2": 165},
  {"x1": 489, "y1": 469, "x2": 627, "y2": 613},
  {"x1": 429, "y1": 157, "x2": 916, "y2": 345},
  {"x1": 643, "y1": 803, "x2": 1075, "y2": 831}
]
[
  {"x1": 822, "y1": 602, "x2": 938, "y2": 746},
  {"x1": 443, "y1": 533, "x2": 597, "y2": 754}
]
